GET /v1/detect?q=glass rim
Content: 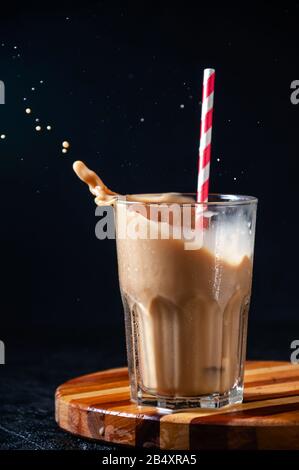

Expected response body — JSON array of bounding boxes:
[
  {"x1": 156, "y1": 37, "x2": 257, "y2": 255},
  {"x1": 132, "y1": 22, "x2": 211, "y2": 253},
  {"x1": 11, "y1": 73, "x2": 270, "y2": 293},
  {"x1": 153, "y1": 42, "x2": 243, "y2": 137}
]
[{"x1": 115, "y1": 193, "x2": 258, "y2": 206}]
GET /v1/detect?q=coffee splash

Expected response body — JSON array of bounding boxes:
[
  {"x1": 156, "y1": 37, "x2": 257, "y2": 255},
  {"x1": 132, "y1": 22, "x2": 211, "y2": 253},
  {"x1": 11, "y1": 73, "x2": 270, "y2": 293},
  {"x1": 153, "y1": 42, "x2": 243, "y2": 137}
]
[
  {"x1": 73, "y1": 161, "x2": 117, "y2": 205},
  {"x1": 72, "y1": 160, "x2": 194, "y2": 205}
]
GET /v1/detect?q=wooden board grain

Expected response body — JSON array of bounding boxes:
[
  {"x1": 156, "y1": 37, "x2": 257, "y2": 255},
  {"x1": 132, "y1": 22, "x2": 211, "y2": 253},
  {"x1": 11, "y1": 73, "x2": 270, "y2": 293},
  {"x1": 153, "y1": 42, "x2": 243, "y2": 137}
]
[{"x1": 55, "y1": 361, "x2": 299, "y2": 450}]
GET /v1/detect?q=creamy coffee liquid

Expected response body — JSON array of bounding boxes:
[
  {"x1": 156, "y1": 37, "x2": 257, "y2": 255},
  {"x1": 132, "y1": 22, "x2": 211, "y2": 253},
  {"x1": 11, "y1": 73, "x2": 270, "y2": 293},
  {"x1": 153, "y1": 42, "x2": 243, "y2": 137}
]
[
  {"x1": 116, "y1": 208, "x2": 252, "y2": 397},
  {"x1": 73, "y1": 161, "x2": 117, "y2": 205},
  {"x1": 73, "y1": 161, "x2": 253, "y2": 398}
]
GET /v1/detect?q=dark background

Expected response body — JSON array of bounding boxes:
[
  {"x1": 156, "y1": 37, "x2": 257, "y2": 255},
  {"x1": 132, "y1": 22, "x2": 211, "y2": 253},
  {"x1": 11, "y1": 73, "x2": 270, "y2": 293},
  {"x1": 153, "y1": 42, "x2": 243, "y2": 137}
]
[{"x1": 0, "y1": 1, "x2": 299, "y2": 450}]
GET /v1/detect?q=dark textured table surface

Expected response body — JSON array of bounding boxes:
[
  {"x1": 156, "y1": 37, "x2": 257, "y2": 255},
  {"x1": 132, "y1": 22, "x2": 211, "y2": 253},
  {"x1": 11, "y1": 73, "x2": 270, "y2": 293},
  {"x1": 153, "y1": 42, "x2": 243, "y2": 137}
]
[{"x1": 0, "y1": 322, "x2": 295, "y2": 450}]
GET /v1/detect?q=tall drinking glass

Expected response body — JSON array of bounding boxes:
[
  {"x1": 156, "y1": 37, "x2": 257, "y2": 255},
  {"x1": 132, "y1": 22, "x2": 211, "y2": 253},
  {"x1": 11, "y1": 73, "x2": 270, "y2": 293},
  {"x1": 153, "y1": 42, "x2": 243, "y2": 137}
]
[{"x1": 115, "y1": 193, "x2": 257, "y2": 409}]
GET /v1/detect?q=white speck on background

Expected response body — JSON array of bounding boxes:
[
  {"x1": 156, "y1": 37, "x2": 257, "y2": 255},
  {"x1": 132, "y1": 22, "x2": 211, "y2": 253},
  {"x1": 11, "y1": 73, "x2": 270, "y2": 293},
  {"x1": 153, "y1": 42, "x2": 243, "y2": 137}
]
[
  {"x1": 35, "y1": 125, "x2": 41, "y2": 131},
  {"x1": 180, "y1": 104, "x2": 185, "y2": 108},
  {"x1": 0, "y1": 134, "x2": 6, "y2": 139},
  {"x1": 140, "y1": 117, "x2": 144, "y2": 122},
  {"x1": 25, "y1": 108, "x2": 31, "y2": 114}
]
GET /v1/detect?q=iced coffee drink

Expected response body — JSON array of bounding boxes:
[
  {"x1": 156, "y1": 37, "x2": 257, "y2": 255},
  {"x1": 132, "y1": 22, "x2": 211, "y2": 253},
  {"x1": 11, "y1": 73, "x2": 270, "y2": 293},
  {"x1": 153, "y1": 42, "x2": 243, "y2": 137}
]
[{"x1": 73, "y1": 162, "x2": 257, "y2": 409}]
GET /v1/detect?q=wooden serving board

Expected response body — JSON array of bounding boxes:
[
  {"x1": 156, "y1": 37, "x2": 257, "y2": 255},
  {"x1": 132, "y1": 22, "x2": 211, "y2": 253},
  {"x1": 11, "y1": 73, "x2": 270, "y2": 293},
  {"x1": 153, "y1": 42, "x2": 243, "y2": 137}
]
[{"x1": 55, "y1": 361, "x2": 299, "y2": 450}]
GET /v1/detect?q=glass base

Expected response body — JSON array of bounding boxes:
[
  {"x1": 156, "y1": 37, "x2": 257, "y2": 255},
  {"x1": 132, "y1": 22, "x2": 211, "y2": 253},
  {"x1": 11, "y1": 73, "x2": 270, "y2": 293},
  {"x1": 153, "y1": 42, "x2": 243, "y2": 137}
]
[{"x1": 133, "y1": 385, "x2": 243, "y2": 410}]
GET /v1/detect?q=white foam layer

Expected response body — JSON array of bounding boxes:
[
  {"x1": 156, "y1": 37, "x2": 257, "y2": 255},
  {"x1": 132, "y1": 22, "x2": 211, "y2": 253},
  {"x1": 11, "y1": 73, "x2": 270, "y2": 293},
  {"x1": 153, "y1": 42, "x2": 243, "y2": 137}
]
[{"x1": 203, "y1": 218, "x2": 253, "y2": 264}]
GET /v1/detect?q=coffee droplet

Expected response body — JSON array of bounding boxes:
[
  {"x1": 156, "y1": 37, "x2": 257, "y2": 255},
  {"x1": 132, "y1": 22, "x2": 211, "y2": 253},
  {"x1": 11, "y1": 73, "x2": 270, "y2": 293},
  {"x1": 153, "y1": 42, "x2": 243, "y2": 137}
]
[{"x1": 62, "y1": 141, "x2": 70, "y2": 149}]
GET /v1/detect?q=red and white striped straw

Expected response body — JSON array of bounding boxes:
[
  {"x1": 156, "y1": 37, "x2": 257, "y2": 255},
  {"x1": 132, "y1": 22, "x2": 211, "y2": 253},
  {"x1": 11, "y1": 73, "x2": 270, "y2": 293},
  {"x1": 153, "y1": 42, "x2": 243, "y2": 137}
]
[{"x1": 197, "y1": 68, "x2": 215, "y2": 204}]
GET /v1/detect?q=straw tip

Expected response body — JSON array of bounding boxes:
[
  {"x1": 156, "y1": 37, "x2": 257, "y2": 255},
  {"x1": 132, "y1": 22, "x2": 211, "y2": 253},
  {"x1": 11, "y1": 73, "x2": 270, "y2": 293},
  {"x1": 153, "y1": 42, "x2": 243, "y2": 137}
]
[{"x1": 204, "y1": 68, "x2": 215, "y2": 74}]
